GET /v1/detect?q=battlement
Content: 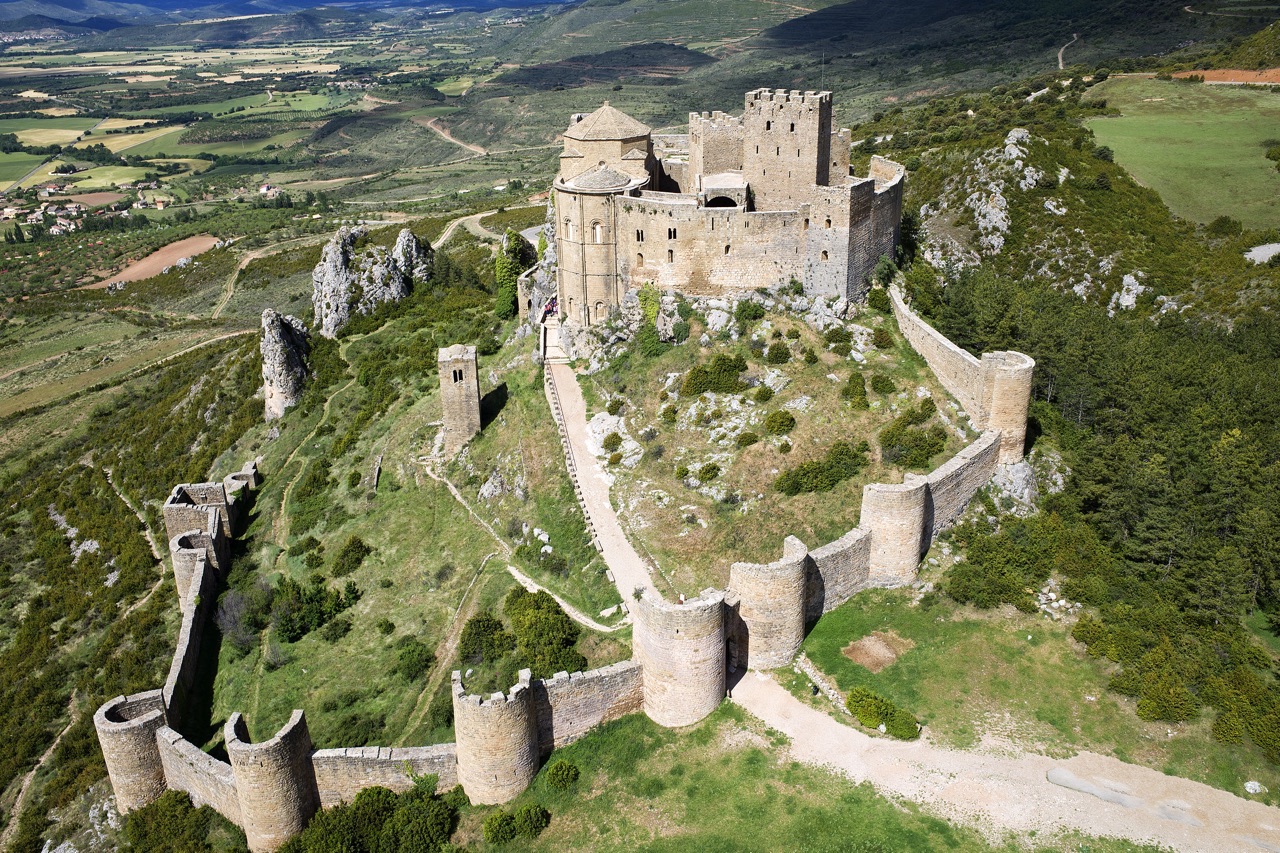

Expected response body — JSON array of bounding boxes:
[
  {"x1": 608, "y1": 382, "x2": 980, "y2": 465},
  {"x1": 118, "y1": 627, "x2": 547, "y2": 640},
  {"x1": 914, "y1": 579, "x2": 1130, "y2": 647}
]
[{"x1": 746, "y1": 87, "x2": 832, "y2": 108}]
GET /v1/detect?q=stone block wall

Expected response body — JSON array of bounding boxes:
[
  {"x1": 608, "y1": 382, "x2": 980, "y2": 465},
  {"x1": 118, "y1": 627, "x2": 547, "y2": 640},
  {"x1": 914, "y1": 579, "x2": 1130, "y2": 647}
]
[
  {"x1": 94, "y1": 691, "x2": 168, "y2": 814},
  {"x1": 227, "y1": 711, "x2": 321, "y2": 853},
  {"x1": 437, "y1": 344, "x2": 482, "y2": 456},
  {"x1": 860, "y1": 475, "x2": 930, "y2": 585},
  {"x1": 925, "y1": 430, "x2": 1002, "y2": 530},
  {"x1": 163, "y1": 483, "x2": 233, "y2": 542},
  {"x1": 889, "y1": 286, "x2": 985, "y2": 419},
  {"x1": 806, "y1": 527, "x2": 871, "y2": 624},
  {"x1": 980, "y1": 351, "x2": 1036, "y2": 463},
  {"x1": 452, "y1": 670, "x2": 539, "y2": 805},
  {"x1": 157, "y1": 727, "x2": 241, "y2": 825},
  {"x1": 311, "y1": 745, "x2": 458, "y2": 807},
  {"x1": 162, "y1": 550, "x2": 217, "y2": 726},
  {"x1": 531, "y1": 660, "x2": 643, "y2": 755},
  {"x1": 728, "y1": 536, "x2": 808, "y2": 669},
  {"x1": 633, "y1": 591, "x2": 726, "y2": 728}
]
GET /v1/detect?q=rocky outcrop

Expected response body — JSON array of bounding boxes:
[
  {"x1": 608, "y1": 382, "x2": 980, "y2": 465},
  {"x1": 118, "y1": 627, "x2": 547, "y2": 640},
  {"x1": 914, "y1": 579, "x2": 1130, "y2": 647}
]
[
  {"x1": 261, "y1": 308, "x2": 310, "y2": 421},
  {"x1": 311, "y1": 227, "x2": 433, "y2": 338}
]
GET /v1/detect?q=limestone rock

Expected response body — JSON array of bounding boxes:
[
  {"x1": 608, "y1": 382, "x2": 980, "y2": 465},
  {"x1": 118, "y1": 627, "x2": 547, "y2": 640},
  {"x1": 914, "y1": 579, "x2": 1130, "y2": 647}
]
[
  {"x1": 705, "y1": 309, "x2": 730, "y2": 334},
  {"x1": 655, "y1": 296, "x2": 680, "y2": 342},
  {"x1": 260, "y1": 308, "x2": 310, "y2": 421},
  {"x1": 311, "y1": 226, "x2": 433, "y2": 338}
]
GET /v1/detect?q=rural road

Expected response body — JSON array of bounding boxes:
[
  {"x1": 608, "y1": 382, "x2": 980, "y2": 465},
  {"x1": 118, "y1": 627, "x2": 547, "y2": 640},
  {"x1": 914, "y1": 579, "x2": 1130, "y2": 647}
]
[
  {"x1": 733, "y1": 670, "x2": 1280, "y2": 852},
  {"x1": 1058, "y1": 33, "x2": 1079, "y2": 70},
  {"x1": 413, "y1": 116, "x2": 488, "y2": 156}
]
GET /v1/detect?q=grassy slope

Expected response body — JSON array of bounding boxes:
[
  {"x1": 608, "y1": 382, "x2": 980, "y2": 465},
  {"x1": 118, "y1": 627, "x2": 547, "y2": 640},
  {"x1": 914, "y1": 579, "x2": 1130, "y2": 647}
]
[{"x1": 1087, "y1": 77, "x2": 1280, "y2": 229}]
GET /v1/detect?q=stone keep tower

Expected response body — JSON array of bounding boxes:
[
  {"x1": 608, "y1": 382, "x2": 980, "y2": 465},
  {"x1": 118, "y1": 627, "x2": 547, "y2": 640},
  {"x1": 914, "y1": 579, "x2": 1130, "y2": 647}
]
[{"x1": 438, "y1": 344, "x2": 481, "y2": 456}]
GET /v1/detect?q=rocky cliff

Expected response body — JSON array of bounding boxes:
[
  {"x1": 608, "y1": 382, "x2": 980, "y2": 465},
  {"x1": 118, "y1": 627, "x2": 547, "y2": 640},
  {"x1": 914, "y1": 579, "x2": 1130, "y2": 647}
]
[
  {"x1": 311, "y1": 226, "x2": 434, "y2": 338},
  {"x1": 261, "y1": 308, "x2": 311, "y2": 421}
]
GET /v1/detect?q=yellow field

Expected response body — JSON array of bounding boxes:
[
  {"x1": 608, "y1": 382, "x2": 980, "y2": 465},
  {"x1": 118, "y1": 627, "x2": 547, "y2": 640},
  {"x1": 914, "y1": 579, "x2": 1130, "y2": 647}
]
[
  {"x1": 96, "y1": 118, "x2": 154, "y2": 131},
  {"x1": 14, "y1": 127, "x2": 86, "y2": 146},
  {"x1": 80, "y1": 125, "x2": 187, "y2": 153}
]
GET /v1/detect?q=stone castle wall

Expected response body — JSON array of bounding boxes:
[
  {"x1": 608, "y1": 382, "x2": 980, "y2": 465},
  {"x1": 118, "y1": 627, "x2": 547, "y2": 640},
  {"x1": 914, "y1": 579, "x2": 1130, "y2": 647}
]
[
  {"x1": 925, "y1": 430, "x2": 1002, "y2": 529},
  {"x1": 728, "y1": 536, "x2": 808, "y2": 669},
  {"x1": 311, "y1": 744, "x2": 458, "y2": 807},
  {"x1": 452, "y1": 671, "x2": 539, "y2": 805},
  {"x1": 157, "y1": 727, "x2": 241, "y2": 825},
  {"x1": 531, "y1": 660, "x2": 643, "y2": 755},
  {"x1": 805, "y1": 526, "x2": 871, "y2": 624},
  {"x1": 227, "y1": 711, "x2": 321, "y2": 852},
  {"x1": 95, "y1": 692, "x2": 168, "y2": 814},
  {"x1": 633, "y1": 591, "x2": 726, "y2": 727},
  {"x1": 162, "y1": 546, "x2": 218, "y2": 726}
]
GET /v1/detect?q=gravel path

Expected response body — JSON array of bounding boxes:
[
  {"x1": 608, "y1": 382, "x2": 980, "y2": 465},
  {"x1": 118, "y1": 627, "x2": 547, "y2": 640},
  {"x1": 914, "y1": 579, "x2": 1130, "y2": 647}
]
[
  {"x1": 545, "y1": 362, "x2": 660, "y2": 601},
  {"x1": 733, "y1": 670, "x2": 1280, "y2": 852}
]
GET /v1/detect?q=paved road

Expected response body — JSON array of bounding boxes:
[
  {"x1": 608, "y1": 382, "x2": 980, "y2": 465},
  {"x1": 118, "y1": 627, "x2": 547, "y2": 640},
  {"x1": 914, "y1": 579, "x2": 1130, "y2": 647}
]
[
  {"x1": 546, "y1": 362, "x2": 661, "y2": 602},
  {"x1": 733, "y1": 670, "x2": 1280, "y2": 852}
]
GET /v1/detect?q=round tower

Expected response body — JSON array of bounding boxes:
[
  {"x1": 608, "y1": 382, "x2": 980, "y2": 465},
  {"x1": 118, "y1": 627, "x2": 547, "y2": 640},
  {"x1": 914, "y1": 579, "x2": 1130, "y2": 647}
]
[
  {"x1": 634, "y1": 590, "x2": 726, "y2": 727},
  {"x1": 727, "y1": 536, "x2": 808, "y2": 669},
  {"x1": 225, "y1": 711, "x2": 319, "y2": 853},
  {"x1": 982, "y1": 351, "x2": 1035, "y2": 464},
  {"x1": 94, "y1": 691, "x2": 168, "y2": 814},
  {"x1": 452, "y1": 670, "x2": 539, "y2": 804},
  {"x1": 860, "y1": 475, "x2": 928, "y2": 585}
]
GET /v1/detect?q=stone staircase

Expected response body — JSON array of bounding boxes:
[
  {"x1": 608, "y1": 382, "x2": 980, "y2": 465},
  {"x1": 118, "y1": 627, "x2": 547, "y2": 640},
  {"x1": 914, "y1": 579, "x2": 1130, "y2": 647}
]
[{"x1": 540, "y1": 315, "x2": 570, "y2": 364}]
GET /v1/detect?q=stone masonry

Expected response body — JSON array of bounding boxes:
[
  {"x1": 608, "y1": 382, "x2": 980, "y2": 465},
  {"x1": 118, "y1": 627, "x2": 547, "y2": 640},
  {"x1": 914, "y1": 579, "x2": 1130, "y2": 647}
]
[{"x1": 438, "y1": 344, "x2": 481, "y2": 456}]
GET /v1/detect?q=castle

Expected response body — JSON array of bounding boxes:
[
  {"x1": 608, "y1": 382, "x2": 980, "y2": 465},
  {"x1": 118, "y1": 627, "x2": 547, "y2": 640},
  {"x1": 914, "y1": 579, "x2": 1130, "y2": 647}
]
[{"x1": 552, "y1": 88, "x2": 906, "y2": 328}]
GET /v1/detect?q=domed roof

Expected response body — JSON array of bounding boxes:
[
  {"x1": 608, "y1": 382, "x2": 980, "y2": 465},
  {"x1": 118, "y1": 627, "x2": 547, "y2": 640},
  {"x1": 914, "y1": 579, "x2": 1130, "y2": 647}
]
[
  {"x1": 564, "y1": 102, "x2": 651, "y2": 141},
  {"x1": 566, "y1": 165, "x2": 634, "y2": 190}
]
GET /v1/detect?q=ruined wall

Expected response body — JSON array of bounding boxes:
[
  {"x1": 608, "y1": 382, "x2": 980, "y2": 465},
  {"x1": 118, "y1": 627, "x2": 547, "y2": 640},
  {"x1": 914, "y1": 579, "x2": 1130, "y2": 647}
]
[
  {"x1": 157, "y1": 727, "x2": 241, "y2": 825},
  {"x1": 168, "y1": 532, "x2": 219, "y2": 608},
  {"x1": 452, "y1": 671, "x2": 539, "y2": 805},
  {"x1": 926, "y1": 431, "x2": 1001, "y2": 530},
  {"x1": 163, "y1": 483, "x2": 233, "y2": 542},
  {"x1": 94, "y1": 692, "x2": 168, "y2": 814},
  {"x1": 806, "y1": 527, "x2": 871, "y2": 624},
  {"x1": 311, "y1": 745, "x2": 458, "y2": 807},
  {"x1": 728, "y1": 536, "x2": 807, "y2": 669},
  {"x1": 227, "y1": 711, "x2": 320, "y2": 853},
  {"x1": 633, "y1": 591, "x2": 725, "y2": 727},
  {"x1": 531, "y1": 660, "x2": 643, "y2": 755},
  {"x1": 437, "y1": 344, "x2": 481, "y2": 456}
]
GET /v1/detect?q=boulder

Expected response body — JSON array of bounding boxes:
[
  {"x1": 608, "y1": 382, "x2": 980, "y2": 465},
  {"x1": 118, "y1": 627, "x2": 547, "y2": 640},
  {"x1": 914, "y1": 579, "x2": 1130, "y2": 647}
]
[{"x1": 260, "y1": 308, "x2": 310, "y2": 421}]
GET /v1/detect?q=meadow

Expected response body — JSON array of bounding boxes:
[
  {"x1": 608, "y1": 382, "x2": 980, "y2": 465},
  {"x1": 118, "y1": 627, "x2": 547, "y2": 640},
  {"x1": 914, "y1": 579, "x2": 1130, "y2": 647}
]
[{"x1": 1087, "y1": 77, "x2": 1280, "y2": 229}]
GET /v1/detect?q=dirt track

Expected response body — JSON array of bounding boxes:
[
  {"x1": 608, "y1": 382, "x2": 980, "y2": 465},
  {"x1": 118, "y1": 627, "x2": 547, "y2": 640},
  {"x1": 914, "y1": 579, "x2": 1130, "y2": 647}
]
[
  {"x1": 82, "y1": 234, "x2": 220, "y2": 290},
  {"x1": 1174, "y1": 68, "x2": 1280, "y2": 84}
]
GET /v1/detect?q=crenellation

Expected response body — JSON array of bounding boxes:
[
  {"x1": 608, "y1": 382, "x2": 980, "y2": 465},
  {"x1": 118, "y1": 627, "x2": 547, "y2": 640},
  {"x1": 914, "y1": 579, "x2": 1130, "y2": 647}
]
[
  {"x1": 311, "y1": 744, "x2": 457, "y2": 807},
  {"x1": 634, "y1": 590, "x2": 726, "y2": 728},
  {"x1": 452, "y1": 669, "x2": 539, "y2": 804}
]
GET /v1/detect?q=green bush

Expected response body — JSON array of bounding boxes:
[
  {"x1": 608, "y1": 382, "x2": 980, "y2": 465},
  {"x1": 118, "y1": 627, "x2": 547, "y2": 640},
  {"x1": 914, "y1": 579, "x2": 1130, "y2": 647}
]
[
  {"x1": 697, "y1": 463, "x2": 721, "y2": 481},
  {"x1": 672, "y1": 320, "x2": 691, "y2": 343},
  {"x1": 867, "y1": 287, "x2": 891, "y2": 314},
  {"x1": 774, "y1": 441, "x2": 868, "y2": 495},
  {"x1": 606, "y1": 398, "x2": 624, "y2": 416},
  {"x1": 458, "y1": 611, "x2": 514, "y2": 663},
  {"x1": 872, "y1": 254, "x2": 897, "y2": 286},
  {"x1": 320, "y1": 616, "x2": 352, "y2": 644},
  {"x1": 872, "y1": 327, "x2": 893, "y2": 349},
  {"x1": 638, "y1": 283, "x2": 661, "y2": 323},
  {"x1": 736, "y1": 431, "x2": 760, "y2": 448},
  {"x1": 845, "y1": 687, "x2": 919, "y2": 739},
  {"x1": 483, "y1": 811, "x2": 517, "y2": 844},
  {"x1": 122, "y1": 790, "x2": 236, "y2": 852},
  {"x1": 395, "y1": 637, "x2": 435, "y2": 680},
  {"x1": 377, "y1": 618, "x2": 395, "y2": 635},
  {"x1": 505, "y1": 587, "x2": 587, "y2": 678},
  {"x1": 823, "y1": 327, "x2": 851, "y2": 345},
  {"x1": 785, "y1": 328, "x2": 800, "y2": 340},
  {"x1": 513, "y1": 804, "x2": 551, "y2": 838},
  {"x1": 779, "y1": 440, "x2": 792, "y2": 454},
  {"x1": 602, "y1": 432, "x2": 622, "y2": 452},
  {"x1": 879, "y1": 402, "x2": 946, "y2": 468},
  {"x1": 831, "y1": 342, "x2": 852, "y2": 357},
  {"x1": 661, "y1": 404, "x2": 678, "y2": 424},
  {"x1": 681, "y1": 353, "x2": 747, "y2": 395},
  {"x1": 635, "y1": 322, "x2": 667, "y2": 357},
  {"x1": 608, "y1": 452, "x2": 622, "y2": 465},
  {"x1": 546, "y1": 759, "x2": 580, "y2": 790},
  {"x1": 288, "y1": 536, "x2": 321, "y2": 557},
  {"x1": 802, "y1": 347, "x2": 818, "y2": 364},
  {"x1": 869, "y1": 374, "x2": 897, "y2": 394},
  {"x1": 841, "y1": 374, "x2": 868, "y2": 408},
  {"x1": 331, "y1": 535, "x2": 373, "y2": 578},
  {"x1": 765, "y1": 343, "x2": 791, "y2": 364},
  {"x1": 753, "y1": 385, "x2": 774, "y2": 403},
  {"x1": 734, "y1": 300, "x2": 765, "y2": 332},
  {"x1": 763, "y1": 410, "x2": 796, "y2": 435},
  {"x1": 675, "y1": 464, "x2": 690, "y2": 479},
  {"x1": 1211, "y1": 709, "x2": 1246, "y2": 745}
]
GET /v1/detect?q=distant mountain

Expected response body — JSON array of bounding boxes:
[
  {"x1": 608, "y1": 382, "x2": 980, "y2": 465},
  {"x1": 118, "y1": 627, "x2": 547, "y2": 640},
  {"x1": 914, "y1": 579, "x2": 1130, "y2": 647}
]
[
  {"x1": 0, "y1": 0, "x2": 563, "y2": 23},
  {"x1": 0, "y1": 11, "x2": 123, "y2": 29}
]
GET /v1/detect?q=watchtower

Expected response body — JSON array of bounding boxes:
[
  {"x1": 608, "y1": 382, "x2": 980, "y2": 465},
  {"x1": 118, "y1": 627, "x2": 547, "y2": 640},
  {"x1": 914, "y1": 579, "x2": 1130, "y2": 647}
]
[
  {"x1": 741, "y1": 88, "x2": 833, "y2": 209},
  {"x1": 438, "y1": 344, "x2": 481, "y2": 456}
]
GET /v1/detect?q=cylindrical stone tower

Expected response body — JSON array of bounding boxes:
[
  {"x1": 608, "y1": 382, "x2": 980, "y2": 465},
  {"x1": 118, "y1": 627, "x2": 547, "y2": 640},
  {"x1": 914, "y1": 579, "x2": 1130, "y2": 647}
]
[
  {"x1": 982, "y1": 351, "x2": 1035, "y2": 464},
  {"x1": 634, "y1": 590, "x2": 725, "y2": 727},
  {"x1": 727, "y1": 536, "x2": 808, "y2": 669},
  {"x1": 168, "y1": 532, "x2": 207, "y2": 610},
  {"x1": 226, "y1": 711, "x2": 319, "y2": 853},
  {"x1": 452, "y1": 670, "x2": 539, "y2": 804},
  {"x1": 94, "y1": 691, "x2": 168, "y2": 814},
  {"x1": 860, "y1": 475, "x2": 928, "y2": 585}
]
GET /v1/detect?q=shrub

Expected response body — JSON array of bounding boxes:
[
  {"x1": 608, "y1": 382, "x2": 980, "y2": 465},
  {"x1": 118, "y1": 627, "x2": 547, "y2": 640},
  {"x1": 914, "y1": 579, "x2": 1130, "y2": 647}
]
[
  {"x1": 872, "y1": 327, "x2": 893, "y2": 349},
  {"x1": 779, "y1": 440, "x2": 792, "y2": 454},
  {"x1": 331, "y1": 535, "x2": 373, "y2": 578},
  {"x1": 754, "y1": 385, "x2": 774, "y2": 403},
  {"x1": 504, "y1": 587, "x2": 587, "y2": 678},
  {"x1": 774, "y1": 441, "x2": 868, "y2": 495},
  {"x1": 602, "y1": 432, "x2": 622, "y2": 452},
  {"x1": 512, "y1": 804, "x2": 551, "y2": 838},
  {"x1": 823, "y1": 327, "x2": 851, "y2": 345},
  {"x1": 547, "y1": 760, "x2": 580, "y2": 791},
  {"x1": 785, "y1": 328, "x2": 800, "y2": 339},
  {"x1": 1206, "y1": 215, "x2": 1244, "y2": 237},
  {"x1": 672, "y1": 320, "x2": 691, "y2": 343},
  {"x1": 845, "y1": 687, "x2": 919, "y2": 739},
  {"x1": 771, "y1": 329, "x2": 783, "y2": 340},
  {"x1": 483, "y1": 811, "x2": 517, "y2": 844},
  {"x1": 320, "y1": 617, "x2": 352, "y2": 644},
  {"x1": 764, "y1": 410, "x2": 796, "y2": 435},
  {"x1": 841, "y1": 374, "x2": 868, "y2": 408},
  {"x1": 802, "y1": 347, "x2": 818, "y2": 364},
  {"x1": 606, "y1": 398, "x2": 624, "y2": 416},
  {"x1": 831, "y1": 342, "x2": 852, "y2": 357},
  {"x1": 677, "y1": 300, "x2": 694, "y2": 320},
  {"x1": 661, "y1": 405, "x2": 677, "y2": 424},
  {"x1": 696, "y1": 463, "x2": 721, "y2": 481},
  {"x1": 458, "y1": 611, "x2": 514, "y2": 663},
  {"x1": 377, "y1": 618, "x2": 395, "y2": 636},
  {"x1": 872, "y1": 254, "x2": 897, "y2": 286},
  {"x1": 879, "y1": 401, "x2": 947, "y2": 468},
  {"x1": 765, "y1": 343, "x2": 791, "y2": 364},
  {"x1": 304, "y1": 551, "x2": 324, "y2": 571},
  {"x1": 287, "y1": 536, "x2": 321, "y2": 557},
  {"x1": 347, "y1": 469, "x2": 361, "y2": 489},
  {"x1": 869, "y1": 374, "x2": 897, "y2": 394},
  {"x1": 1093, "y1": 145, "x2": 1114, "y2": 162},
  {"x1": 638, "y1": 283, "x2": 660, "y2": 323},
  {"x1": 734, "y1": 300, "x2": 765, "y2": 332},
  {"x1": 675, "y1": 464, "x2": 690, "y2": 479},
  {"x1": 395, "y1": 637, "x2": 435, "y2": 680},
  {"x1": 736, "y1": 431, "x2": 760, "y2": 448},
  {"x1": 634, "y1": 322, "x2": 667, "y2": 357},
  {"x1": 608, "y1": 452, "x2": 622, "y2": 465},
  {"x1": 681, "y1": 353, "x2": 747, "y2": 395},
  {"x1": 122, "y1": 790, "x2": 227, "y2": 853},
  {"x1": 1212, "y1": 709, "x2": 1246, "y2": 745}
]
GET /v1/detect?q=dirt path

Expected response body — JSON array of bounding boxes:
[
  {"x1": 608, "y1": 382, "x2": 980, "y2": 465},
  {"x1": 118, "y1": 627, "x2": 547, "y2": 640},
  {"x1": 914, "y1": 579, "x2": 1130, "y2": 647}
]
[
  {"x1": 545, "y1": 362, "x2": 661, "y2": 601},
  {"x1": 1058, "y1": 33, "x2": 1079, "y2": 70},
  {"x1": 271, "y1": 373, "x2": 357, "y2": 546},
  {"x1": 1183, "y1": 3, "x2": 1259, "y2": 16},
  {"x1": 505, "y1": 565, "x2": 625, "y2": 633},
  {"x1": 732, "y1": 671, "x2": 1280, "y2": 852},
  {"x1": 435, "y1": 210, "x2": 499, "y2": 248},
  {"x1": 79, "y1": 234, "x2": 221, "y2": 291},
  {"x1": 0, "y1": 695, "x2": 77, "y2": 852},
  {"x1": 211, "y1": 234, "x2": 328, "y2": 320},
  {"x1": 413, "y1": 116, "x2": 488, "y2": 156},
  {"x1": 103, "y1": 466, "x2": 163, "y2": 560}
]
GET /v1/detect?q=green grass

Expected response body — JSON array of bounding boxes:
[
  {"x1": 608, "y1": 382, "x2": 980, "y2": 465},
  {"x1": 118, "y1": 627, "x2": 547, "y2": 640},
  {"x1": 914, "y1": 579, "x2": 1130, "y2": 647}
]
[
  {"x1": 133, "y1": 93, "x2": 271, "y2": 116},
  {"x1": 1087, "y1": 77, "x2": 1280, "y2": 229},
  {"x1": 472, "y1": 706, "x2": 1165, "y2": 852},
  {"x1": 800, "y1": 587, "x2": 1280, "y2": 801},
  {"x1": 0, "y1": 150, "x2": 47, "y2": 185},
  {"x1": 0, "y1": 117, "x2": 98, "y2": 134}
]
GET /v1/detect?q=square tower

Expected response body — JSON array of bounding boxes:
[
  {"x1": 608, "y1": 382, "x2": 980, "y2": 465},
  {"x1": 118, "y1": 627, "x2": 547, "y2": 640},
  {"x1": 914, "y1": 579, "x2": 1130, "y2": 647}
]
[
  {"x1": 741, "y1": 88, "x2": 833, "y2": 209},
  {"x1": 438, "y1": 344, "x2": 481, "y2": 456}
]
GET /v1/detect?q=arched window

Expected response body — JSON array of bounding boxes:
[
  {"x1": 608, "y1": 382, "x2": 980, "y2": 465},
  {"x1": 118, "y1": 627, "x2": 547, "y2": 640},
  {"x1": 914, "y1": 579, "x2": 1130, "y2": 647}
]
[
  {"x1": 592, "y1": 221, "x2": 603, "y2": 243},
  {"x1": 790, "y1": 122, "x2": 795, "y2": 132},
  {"x1": 667, "y1": 249, "x2": 674, "y2": 263},
  {"x1": 803, "y1": 218, "x2": 810, "y2": 230},
  {"x1": 565, "y1": 218, "x2": 576, "y2": 241},
  {"x1": 724, "y1": 245, "x2": 730, "y2": 255},
  {"x1": 824, "y1": 218, "x2": 832, "y2": 229},
  {"x1": 594, "y1": 301, "x2": 606, "y2": 323},
  {"x1": 821, "y1": 250, "x2": 829, "y2": 261},
  {"x1": 706, "y1": 196, "x2": 736, "y2": 208},
  {"x1": 637, "y1": 252, "x2": 644, "y2": 266}
]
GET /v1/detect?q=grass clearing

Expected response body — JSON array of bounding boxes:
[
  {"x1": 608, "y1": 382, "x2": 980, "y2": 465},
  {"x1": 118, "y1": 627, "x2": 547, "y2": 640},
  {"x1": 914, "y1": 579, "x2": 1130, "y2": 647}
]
[
  {"x1": 0, "y1": 151, "x2": 47, "y2": 185},
  {"x1": 1087, "y1": 77, "x2": 1280, "y2": 229},
  {"x1": 800, "y1": 586, "x2": 1280, "y2": 801}
]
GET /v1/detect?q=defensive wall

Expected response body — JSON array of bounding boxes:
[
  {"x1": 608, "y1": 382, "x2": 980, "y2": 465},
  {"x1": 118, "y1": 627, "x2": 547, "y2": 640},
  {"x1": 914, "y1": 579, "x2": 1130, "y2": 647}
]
[{"x1": 95, "y1": 289, "x2": 1031, "y2": 849}]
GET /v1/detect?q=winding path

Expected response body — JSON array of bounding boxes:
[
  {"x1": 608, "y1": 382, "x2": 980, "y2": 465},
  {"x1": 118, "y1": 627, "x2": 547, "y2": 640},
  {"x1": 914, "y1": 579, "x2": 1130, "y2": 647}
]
[
  {"x1": 0, "y1": 695, "x2": 77, "y2": 852},
  {"x1": 1058, "y1": 33, "x2": 1079, "y2": 70},
  {"x1": 412, "y1": 116, "x2": 488, "y2": 156}
]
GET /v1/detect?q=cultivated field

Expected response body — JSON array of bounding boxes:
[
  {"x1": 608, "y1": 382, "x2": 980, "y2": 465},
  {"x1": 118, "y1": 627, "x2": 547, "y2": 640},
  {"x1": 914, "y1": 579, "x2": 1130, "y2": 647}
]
[{"x1": 1087, "y1": 77, "x2": 1280, "y2": 229}]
